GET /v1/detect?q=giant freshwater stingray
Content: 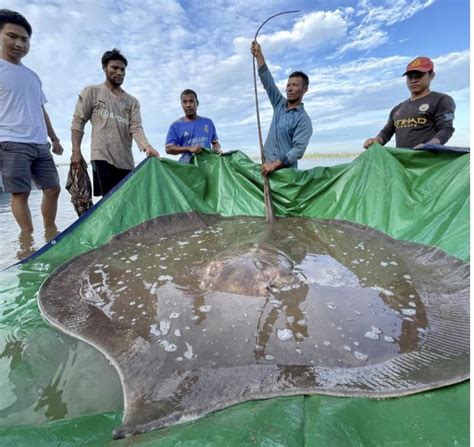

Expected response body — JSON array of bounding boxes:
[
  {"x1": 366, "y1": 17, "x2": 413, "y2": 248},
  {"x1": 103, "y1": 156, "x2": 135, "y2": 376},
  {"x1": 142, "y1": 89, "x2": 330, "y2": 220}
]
[{"x1": 38, "y1": 212, "x2": 470, "y2": 439}]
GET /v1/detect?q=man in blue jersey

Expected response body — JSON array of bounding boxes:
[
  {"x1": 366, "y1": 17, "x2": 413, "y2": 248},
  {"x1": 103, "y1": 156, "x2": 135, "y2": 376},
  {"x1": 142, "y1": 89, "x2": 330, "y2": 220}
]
[{"x1": 165, "y1": 89, "x2": 222, "y2": 163}]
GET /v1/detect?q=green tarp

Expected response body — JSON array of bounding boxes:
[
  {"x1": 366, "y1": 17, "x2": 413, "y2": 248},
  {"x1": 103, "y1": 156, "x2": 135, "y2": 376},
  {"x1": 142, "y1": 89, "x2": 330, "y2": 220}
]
[{"x1": 0, "y1": 144, "x2": 469, "y2": 446}]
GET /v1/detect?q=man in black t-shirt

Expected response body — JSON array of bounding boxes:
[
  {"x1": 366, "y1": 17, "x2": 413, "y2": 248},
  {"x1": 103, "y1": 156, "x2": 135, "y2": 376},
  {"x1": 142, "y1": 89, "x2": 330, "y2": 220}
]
[{"x1": 363, "y1": 57, "x2": 455, "y2": 149}]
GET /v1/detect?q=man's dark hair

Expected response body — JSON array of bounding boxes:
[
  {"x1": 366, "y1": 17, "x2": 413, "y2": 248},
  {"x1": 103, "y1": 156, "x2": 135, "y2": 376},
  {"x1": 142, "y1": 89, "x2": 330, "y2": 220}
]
[
  {"x1": 0, "y1": 9, "x2": 32, "y2": 37},
  {"x1": 101, "y1": 48, "x2": 128, "y2": 68},
  {"x1": 180, "y1": 89, "x2": 198, "y2": 101},
  {"x1": 289, "y1": 71, "x2": 309, "y2": 88}
]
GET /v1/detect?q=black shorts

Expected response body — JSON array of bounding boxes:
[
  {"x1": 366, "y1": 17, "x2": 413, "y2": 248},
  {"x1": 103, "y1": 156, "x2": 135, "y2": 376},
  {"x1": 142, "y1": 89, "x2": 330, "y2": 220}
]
[{"x1": 91, "y1": 160, "x2": 131, "y2": 197}]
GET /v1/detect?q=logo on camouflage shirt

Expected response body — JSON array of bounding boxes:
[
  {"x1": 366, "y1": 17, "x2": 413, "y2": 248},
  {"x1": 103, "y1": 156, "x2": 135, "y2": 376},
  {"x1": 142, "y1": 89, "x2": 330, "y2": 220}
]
[
  {"x1": 419, "y1": 104, "x2": 429, "y2": 112},
  {"x1": 99, "y1": 108, "x2": 130, "y2": 124}
]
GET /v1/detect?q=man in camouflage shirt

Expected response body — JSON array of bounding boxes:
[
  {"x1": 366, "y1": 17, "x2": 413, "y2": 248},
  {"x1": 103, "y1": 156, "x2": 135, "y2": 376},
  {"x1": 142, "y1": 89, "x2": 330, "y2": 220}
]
[{"x1": 71, "y1": 49, "x2": 160, "y2": 197}]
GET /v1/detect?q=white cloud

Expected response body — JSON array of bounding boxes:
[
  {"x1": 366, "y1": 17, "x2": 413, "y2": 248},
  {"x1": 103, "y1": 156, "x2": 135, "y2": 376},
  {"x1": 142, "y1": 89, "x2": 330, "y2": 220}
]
[
  {"x1": 337, "y1": 0, "x2": 435, "y2": 54},
  {"x1": 361, "y1": 0, "x2": 435, "y2": 26},
  {"x1": 305, "y1": 50, "x2": 470, "y2": 150},
  {"x1": 258, "y1": 10, "x2": 349, "y2": 53},
  {"x1": 1, "y1": 0, "x2": 469, "y2": 160}
]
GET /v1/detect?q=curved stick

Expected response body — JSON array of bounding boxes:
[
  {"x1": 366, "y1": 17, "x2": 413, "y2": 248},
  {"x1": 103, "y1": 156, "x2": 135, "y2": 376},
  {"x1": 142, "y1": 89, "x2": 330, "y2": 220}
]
[
  {"x1": 254, "y1": 10, "x2": 300, "y2": 41},
  {"x1": 252, "y1": 10, "x2": 299, "y2": 224}
]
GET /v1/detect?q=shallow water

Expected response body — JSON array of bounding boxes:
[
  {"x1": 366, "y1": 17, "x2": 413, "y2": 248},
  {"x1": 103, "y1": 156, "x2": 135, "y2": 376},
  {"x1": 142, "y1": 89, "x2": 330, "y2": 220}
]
[
  {"x1": 0, "y1": 166, "x2": 78, "y2": 270},
  {"x1": 76, "y1": 217, "x2": 428, "y2": 367},
  {"x1": 1, "y1": 156, "x2": 367, "y2": 428},
  {"x1": 4, "y1": 210, "x2": 469, "y2": 432},
  {"x1": 38, "y1": 212, "x2": 469, "y2": 435},
  {"x1": 0, "y1": 157, "x2": 354, "y2": 270}
]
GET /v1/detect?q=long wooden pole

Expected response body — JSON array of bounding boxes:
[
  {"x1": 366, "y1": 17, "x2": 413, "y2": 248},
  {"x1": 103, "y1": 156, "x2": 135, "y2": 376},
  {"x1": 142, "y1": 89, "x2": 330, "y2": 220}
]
[{"x1": 252, "y1": 10, "x2": 299, "y2": 224}]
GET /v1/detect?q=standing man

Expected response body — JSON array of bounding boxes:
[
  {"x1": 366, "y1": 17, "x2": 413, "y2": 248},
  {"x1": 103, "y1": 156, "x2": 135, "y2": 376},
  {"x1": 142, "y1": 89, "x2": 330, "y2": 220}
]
[
  {"x1": 165, "y1": 89, "x2": 222, "y2": 164},
  {"x1": 250, "y1": 41, "x2": 313, "y2": 176},
  {"x1": 363, "y1": 57, "x2": 456, "y2": 149},
  {"x1": 71, "y1": 48, "x2": 160, "y2": 197},
  {"x1": 0, "y1": 9, "x2": 64, "y2": 232}
]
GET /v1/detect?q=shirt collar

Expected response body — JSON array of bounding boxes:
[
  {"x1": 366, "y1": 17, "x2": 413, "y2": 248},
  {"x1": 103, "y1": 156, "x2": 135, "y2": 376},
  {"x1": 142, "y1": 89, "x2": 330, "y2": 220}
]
[{"x1": 285, "y1": 102, "x2": 305, "y2": 112}]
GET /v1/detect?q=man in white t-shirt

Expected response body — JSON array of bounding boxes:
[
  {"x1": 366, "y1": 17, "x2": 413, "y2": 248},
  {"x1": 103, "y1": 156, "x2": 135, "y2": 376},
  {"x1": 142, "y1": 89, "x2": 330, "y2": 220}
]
[{"x1": 0, "y1": 9, "x2": 64, "y2": 233}]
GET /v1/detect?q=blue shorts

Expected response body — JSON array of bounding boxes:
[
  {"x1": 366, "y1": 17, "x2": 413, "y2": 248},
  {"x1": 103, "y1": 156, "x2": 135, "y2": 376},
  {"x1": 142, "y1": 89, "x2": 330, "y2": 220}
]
[{"x1": 0, "y1": 141, "x2": 60, "y2": 193}]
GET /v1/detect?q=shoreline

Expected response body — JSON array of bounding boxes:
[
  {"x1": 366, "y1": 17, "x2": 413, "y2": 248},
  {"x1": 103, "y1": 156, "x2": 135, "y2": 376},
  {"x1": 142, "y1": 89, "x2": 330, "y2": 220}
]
[{"x1": 54, "y1": 151, "x2": 361, "y2": 167}]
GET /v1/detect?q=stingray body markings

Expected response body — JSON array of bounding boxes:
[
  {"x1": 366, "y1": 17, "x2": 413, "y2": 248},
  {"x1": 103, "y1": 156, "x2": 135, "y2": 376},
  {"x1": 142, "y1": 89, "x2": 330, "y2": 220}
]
[
  {"x1": 199, "y1": 241, "x2": 301, "y2": 296},
  {"x1": 38, "y1": 212, "x2": 470, "y2": 439}
]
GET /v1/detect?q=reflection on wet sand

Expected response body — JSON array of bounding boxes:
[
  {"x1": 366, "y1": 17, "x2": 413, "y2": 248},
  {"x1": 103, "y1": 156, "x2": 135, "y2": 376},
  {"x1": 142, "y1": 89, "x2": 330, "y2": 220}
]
[
  {"x1": 16, "y1": 231, "x2": 35, "y2": 262},
  {"x1": 44, "y1": 224, "x2": 60, "y2": 244},
  {"x1": 34, "y1": 377, "x2": 68, "y2": 420},
  {"x1": 15, "y1": 225, "x2": 60, "y2": 264},
  {"x1": 0, "y1": 339, "x2": 24, "y2": 371}
]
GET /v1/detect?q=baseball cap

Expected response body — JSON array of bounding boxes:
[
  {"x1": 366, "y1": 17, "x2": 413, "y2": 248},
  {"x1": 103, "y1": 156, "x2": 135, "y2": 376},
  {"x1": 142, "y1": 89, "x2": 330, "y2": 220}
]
[{"x1": 402, "y1": 57, "x2": 434, "y2": 76}]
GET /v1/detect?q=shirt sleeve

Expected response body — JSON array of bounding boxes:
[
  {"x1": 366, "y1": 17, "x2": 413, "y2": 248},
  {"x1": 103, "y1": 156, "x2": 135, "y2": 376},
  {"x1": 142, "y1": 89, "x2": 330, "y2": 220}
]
[
  {"x1": 40, "y1": 88, "x2": 48, "y2": 106},
  {"x1": 282, "y1": 114, "x2": 313, "y2": 166},
  {"x1": 377, "y1": 105, "x2": 398, "y2": 145},
  {"x1": 130, "y1": 99, "x2": 151, "y2": 151},
  {"x1": 35, "y1": 72, "x2": 48, "y2": 106},
  {"x1": 210, "y1": 120, "x2": 218, "y2": 142},
  {"x1": 258, "y1": 63, "x2": 285, "y2": 109},
  {"x1": 165, "y1": 123, "x2": 179, "y2": 145},
  {"x1": 71, "y1": 87, "x2": 93, "y2": 133},
  {"x1": 432, "y1": 94, "x2": 456, "y2": 144}
]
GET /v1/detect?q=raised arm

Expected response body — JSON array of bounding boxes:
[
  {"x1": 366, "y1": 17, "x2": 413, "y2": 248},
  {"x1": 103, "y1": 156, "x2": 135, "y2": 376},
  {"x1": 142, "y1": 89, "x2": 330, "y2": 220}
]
[
  {"x1": 251, "y1": 40, "x2": 265, "y2": 69},
  {"x1": 250, "y1": 41, "x2": 284, "y2": 108}
]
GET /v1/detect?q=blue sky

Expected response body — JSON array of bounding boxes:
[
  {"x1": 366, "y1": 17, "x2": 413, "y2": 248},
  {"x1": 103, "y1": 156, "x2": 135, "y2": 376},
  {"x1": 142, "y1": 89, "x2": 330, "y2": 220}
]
[{"x1": 3, "y1": 0, "x2": 470, "y2": 161}]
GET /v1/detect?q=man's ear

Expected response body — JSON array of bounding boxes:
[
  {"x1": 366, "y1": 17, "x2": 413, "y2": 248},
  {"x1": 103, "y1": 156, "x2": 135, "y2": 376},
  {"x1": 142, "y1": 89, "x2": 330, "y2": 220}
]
[
  {"x1": 303, "y1": 86, "x2": 308, "y2": 95},
  {"x1": 430, "y1": 72, "x2": 436, "y2": 81}
]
